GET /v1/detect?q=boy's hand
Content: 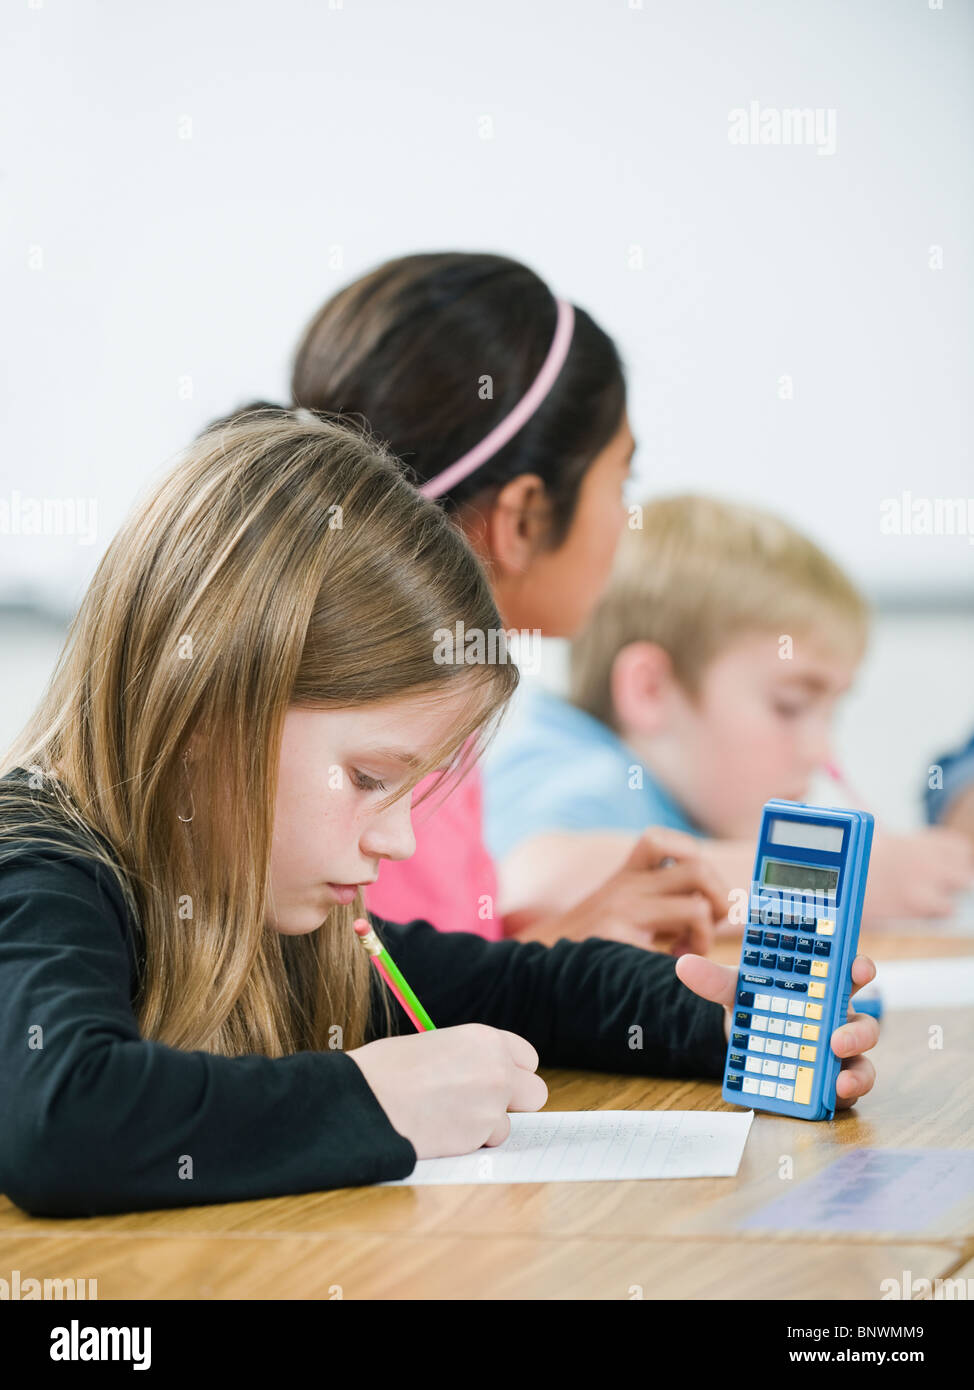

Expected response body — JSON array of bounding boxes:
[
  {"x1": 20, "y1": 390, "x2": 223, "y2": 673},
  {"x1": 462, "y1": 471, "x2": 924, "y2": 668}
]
[
  {"x1": 864, "y1": 828, "x2": 974, "y2": 920},
  {"x1": 674, "y1": 952, "x2": 879, "y2": 1109},
  {"x1": 523, "y1": 828, "x2": 729, "y2": 956}
]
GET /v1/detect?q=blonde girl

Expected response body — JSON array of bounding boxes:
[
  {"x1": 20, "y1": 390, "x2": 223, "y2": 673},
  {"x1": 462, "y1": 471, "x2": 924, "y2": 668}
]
[{"x1": 0, "y1": 411, "x2": 879, "y2": 1216}]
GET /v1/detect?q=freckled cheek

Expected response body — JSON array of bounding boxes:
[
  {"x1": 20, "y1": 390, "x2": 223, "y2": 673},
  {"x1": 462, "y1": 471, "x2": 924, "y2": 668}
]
[{"x1": 277, "y1": 786, "x2": 355, "y2": 865}]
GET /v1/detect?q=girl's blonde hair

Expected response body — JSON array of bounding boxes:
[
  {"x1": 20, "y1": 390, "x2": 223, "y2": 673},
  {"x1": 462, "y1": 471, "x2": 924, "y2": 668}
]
[
  {"x1": 571, "y1": 494, "x2": 870, "y2": 730},
  {"x1": 0, "y1": 409, "x2": 517, "y2": 1057}
]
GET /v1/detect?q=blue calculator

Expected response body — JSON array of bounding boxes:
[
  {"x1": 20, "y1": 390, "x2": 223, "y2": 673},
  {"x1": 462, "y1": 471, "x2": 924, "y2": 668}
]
[{"x1": 722, "y1": 799, "x2": 874, "y2": 1121}]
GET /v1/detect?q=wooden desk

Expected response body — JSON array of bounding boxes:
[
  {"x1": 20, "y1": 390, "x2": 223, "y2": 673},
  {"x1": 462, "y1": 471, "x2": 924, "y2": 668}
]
[{"x1": 2, "y1": 931, "x2": 972, "y2": 1299}]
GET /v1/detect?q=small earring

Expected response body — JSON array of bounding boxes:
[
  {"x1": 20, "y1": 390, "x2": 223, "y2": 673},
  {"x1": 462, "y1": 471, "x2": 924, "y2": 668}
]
[{"x1": 177, "y1": 751, "x2": 195, "y2": 823}]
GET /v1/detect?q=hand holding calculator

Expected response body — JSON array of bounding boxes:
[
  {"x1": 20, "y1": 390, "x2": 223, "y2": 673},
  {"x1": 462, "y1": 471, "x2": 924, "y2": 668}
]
[{"x1": 722, "y1": 799, "x2": 874, "y2": 1120}]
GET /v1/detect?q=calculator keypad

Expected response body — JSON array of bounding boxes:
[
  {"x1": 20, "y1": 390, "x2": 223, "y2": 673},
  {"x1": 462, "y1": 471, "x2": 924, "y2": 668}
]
[{"x1": 729, "y1": 905, "x2": 838, "y2": 1109}]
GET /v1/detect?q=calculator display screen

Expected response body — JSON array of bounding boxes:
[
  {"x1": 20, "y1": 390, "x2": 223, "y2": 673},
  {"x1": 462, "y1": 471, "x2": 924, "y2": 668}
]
[
  {"x1": 769, "y1": 818, "x2": 844, "y2": 852},
  {"x1": 762, "y1": 859, "x2": 839, "y2": 893}
]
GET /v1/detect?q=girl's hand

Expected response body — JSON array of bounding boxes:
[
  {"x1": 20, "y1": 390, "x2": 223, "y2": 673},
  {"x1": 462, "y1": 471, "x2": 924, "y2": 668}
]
[
  {"x1": 510, "y1": 829, "x2": 729, "y2": 956},
  {"x1": 347, "y1": 1023, "x2": 547, "y2": 1158},
  {"x1": 674, "y1": 951, "x2": 880, "y2": 1110}
]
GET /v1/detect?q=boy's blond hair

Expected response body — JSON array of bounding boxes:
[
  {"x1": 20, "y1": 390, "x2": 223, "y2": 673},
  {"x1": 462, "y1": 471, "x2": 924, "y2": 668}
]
[{"x1": 570, "y1": 494, "x2": 870, "y2": 731}]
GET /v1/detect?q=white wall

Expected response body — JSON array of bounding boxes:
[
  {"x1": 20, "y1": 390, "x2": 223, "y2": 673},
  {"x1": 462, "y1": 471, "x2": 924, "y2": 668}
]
[{"x1": 1, "y1": 0, "x2": 972, "y2": 612}]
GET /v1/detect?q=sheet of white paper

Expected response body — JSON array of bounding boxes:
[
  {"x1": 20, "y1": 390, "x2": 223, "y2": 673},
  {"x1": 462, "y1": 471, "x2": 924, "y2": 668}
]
[
  {"x1": 868, "y1": 956, "x2": 974, "y2": 1009},
  {"x1": 382, "y1": 1108, "x2": 755, "y2": 1185}
]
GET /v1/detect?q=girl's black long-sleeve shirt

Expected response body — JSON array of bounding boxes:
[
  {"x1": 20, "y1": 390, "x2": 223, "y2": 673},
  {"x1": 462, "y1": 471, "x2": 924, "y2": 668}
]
[{"x1": 0, "y1": 776, "x2": 728, "y2": 1218}]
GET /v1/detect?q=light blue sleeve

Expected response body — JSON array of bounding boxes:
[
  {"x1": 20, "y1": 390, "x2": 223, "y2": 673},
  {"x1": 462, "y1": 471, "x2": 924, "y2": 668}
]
[
  {"x1": 923, "y1": 729, "x2": 974, "y2": 824},
  {"x1": 483, "y1": 743, "x2": 653, "y2": 860}
]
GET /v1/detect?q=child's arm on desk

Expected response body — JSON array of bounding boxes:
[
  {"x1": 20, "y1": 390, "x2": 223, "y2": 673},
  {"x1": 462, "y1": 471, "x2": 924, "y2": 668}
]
[
  {"x1": 498, "y1": 827, "x2": 754, "y2": 941},
  {"x1": 942, "y1": 782, "x2": 974, "y2": 844},
  {"x1": 500, "y1": 828, "x2": 732, "y2": 955},
  {"x1": 499, "y1": 824, "x2": 974, "y2": 928},
  {"x1": 863, "y1": 827, "x2": 974, "y2": 920}
]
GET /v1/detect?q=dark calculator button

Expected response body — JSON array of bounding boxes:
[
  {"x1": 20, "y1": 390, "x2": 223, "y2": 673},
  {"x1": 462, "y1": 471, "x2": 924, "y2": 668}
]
[
  {"x1": 729, "y1": 1052, "x2": 746, "y2": 1069},
  {"x1": 797, "y1": 937, "x2": 815, "y2": 954},
  {"x1": 743, "y1": 950, "x2": 760, "y2": 967},
  {"x1": 726, "y1": 1074, "x2": 743, "y2": 1091},
  {"x1": 760, "y1": 952, "x2": 778, "y2": 971},
  {"x1": 795, "y1": 958, "x2": 811, "y2": 976},
  {"x1": 734, "y1": 1011, "x2": 750, "y2": 1028},
  {"x1": 777, "y1": 954, "x2": 795, "y2": 971},
  {"x1": 741, "y1": 973, "x2": 773, "y2": 987},
  {"x1": 760, "y1": 906, "x2": 780, "y2": 925},
  {"x1": 776, "y1": 978, "x2": 807, "y2": 993},
  {"x1": 763, "y1": 932, "x2": 780, "y2": 947},
  {"x1": 780, "y1": 934, "x2": 797, "y2": 951},
  {"x1": 814, "y1": 940, "x2": 832, "y2": 957},
  {"x1": 732, "y1": 1032, "x2": 749, "y2": 1048},
  {"x1": 737, "y1": 990, "x2": 755, "y2": 1007},
  {"x1": 803, "y1": 912, "x2": 818, "y2": 926},
  {"x1": 746, "y1": 929, "x2": 763, "y2": 945}
]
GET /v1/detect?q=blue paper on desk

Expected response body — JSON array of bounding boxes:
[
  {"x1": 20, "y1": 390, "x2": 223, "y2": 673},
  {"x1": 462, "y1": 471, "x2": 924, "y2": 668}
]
[{"x1": 740, "y1": 1148, "x2": 974, "y2": 1233}]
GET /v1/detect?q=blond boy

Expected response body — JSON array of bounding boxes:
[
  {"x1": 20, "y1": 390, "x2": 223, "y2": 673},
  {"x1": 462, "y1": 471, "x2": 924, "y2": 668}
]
[{"x1": 484, "y1": 496, "x2": 973, "y2": 923}]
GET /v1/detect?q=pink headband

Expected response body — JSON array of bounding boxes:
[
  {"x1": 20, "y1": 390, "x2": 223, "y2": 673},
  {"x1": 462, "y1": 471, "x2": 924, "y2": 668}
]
[{"x1": 420, "y1": 297, "x2": 575, "y2": 499}]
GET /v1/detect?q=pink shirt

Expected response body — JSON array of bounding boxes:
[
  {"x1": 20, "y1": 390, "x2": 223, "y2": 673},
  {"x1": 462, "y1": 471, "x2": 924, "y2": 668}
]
[{"x1": 364, "y1": 763, "x2": 503, "y2": 940}]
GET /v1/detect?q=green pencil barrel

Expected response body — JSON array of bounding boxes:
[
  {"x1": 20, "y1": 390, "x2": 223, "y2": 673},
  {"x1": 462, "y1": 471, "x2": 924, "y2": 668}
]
[{"x1": 379, "y1": 947, "x2": 436, "y2": 1031}]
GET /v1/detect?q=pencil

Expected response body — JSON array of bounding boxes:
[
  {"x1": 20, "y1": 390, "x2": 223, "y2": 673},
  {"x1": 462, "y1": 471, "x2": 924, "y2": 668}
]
[
  {"x1": 353, "y1": 917, "x2": 436, "y2": 1032},
  {"x1": 824, "y1": 760, "x2": 874, "y2": 819}
]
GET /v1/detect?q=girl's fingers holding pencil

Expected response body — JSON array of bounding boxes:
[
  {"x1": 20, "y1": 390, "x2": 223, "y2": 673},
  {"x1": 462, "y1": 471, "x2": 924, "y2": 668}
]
[
  {"x1": 497, "y1": 1031, "x2": 548, "y2": 1113},
  {"x1": 347, "y1": 1024, "x2": 547, "y2": 1161},
  {"x1": 496, "y1": 1030, "x2": 540, "y2": 1075},
  {"x1": 484, "y1": 1114, "x2": 512, "y2": 1148}
]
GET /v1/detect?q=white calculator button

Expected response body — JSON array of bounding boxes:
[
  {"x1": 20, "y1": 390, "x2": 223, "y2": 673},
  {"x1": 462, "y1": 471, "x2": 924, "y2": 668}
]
[
  {"x1": 751, "y1": 1014, "x2": 768, "y2": 1031},
  {"x1": 745, "y1": 1058, "x2": 762, "y2": 1073},
  {"x1": 786, "y1": 1000, "x2": 805, "y2": 1017},
  {"x1": 743, "y1": 1078, "x2": 760, "y2": 1094},
  {"x1": 764, "y1": 1039, "x2": 783, "y2": 1055},
  {"x1": 784, "y1": 1021, "x2": 803, "y2": 1038},
  {"x1": 770, "y1": 997, "x2": 788, "y2": 1013},
  {"x1": 761, "y1": 1060, "x2": 779, "y2": 1077},
  {"x1": 749, "y1": 1036, "x2": 766, "y2": 1053},
  {"x1": 754, "y1": 994, "x2": 772, "y2": 1011},
  {"x1": 782, "y1": 1042, "x2": 800, "y2": 1058},
  {"x1": 779, "y1": 1063, "x2": 797, "y2": 1079},
  {"x1": 758, "y1": 1080, "x2": 777, "y2": 1097},
  {"x1": 767, "y1": 1018, "x2": 785, "y2": 1034},
  {"x1": 775, "y1": 1084, "x2": 794, "y2": 1100}
]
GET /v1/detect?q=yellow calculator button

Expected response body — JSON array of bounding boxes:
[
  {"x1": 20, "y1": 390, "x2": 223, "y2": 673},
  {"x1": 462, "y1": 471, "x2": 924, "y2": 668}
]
[
  {"x1": 817, "y1": 919, "x2": 835, "y2": 935},
  {"x1": 794, "y1": 1067, "x2": 814, "y2": 1104},
  {"x1": 801, "y1": 1024, "x2": 820, "y2": 1041},
  {"x1": 809, "y1": 981, "x2": 826, "y2": 999},
  {"x1": 804, "y1": 1002, "x2": 823, "y2": 1020},
  {"x1": 799, "y1": 1045, "x2": 817, "y2": 1061},
  {"x1": 810, "y1": 961, "x2": 829, "y2": 978}
]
